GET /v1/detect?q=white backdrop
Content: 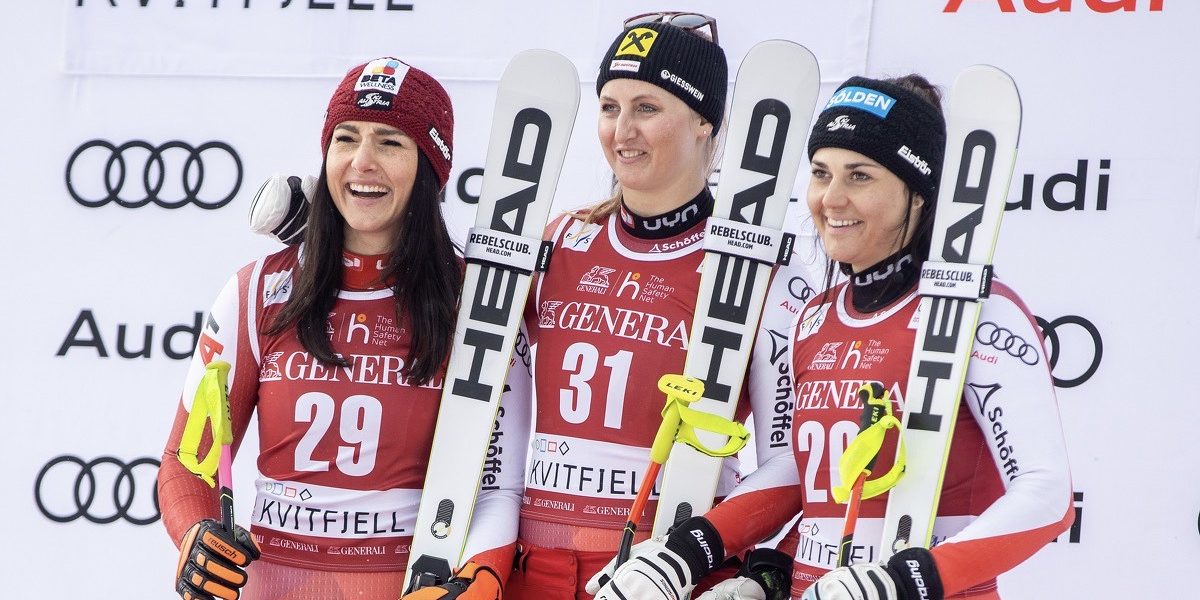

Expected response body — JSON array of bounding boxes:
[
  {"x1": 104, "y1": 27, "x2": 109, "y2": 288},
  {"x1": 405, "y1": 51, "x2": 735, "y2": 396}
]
[{"x1": 3, "y1": 1, "x2": 1197, "y2": 598}]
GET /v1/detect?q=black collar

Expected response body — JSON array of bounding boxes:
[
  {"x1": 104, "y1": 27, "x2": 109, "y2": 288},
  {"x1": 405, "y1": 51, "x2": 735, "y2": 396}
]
[
  {"x1": 618, "y1": 188, "x2": 714, "y2": 240},
  {"x1": 848, "y1": 249, "x2": 919, "y2": 313}
]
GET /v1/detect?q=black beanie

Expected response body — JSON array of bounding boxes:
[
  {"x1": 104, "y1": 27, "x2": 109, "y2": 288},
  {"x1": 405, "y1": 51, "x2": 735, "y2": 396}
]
[
  {"x1": 596, "y1": 22, "x2": 728, "y2": 134},
  {"x1": 807, "y1": 77, "x2": 946, "y2": 201}
]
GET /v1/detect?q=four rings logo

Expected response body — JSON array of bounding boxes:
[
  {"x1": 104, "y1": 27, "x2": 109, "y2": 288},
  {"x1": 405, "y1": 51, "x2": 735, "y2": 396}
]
[
  {"x1": 1036, "y1": 315, "x2": 1103, "y2": 389},
  {"x1": 975, "y1": 321, "x2": 1040, "y2": 366},
  {"x1": 66, "y1": 140, "x2": 243, "y2": 209},
  {"x1": 34, "y1": 455, "x2": 160, "y2": 525}
]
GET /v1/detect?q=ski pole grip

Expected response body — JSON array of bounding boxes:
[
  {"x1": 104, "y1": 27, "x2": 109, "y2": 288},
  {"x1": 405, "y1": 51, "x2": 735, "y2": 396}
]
[
  {"x1": 178, "y1": 361, "x2": 233, "y2": 488},
  {"x1": 650, "y1": 375, "x2": 704, "y2": 463}
]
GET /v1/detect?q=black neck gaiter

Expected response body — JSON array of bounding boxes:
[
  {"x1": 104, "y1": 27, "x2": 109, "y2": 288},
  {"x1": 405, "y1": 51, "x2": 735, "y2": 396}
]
[
  {"x1": 848, "y1": 248, "x2": 920, "y2": 313},
  {"x1": 618, "y1": 188, "x2": 714, "y2": 240}
]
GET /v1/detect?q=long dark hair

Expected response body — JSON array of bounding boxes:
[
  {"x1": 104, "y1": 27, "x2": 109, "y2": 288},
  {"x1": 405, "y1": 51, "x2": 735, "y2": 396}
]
[
  {"x1": 266, "y1": 153, "x2": 462, "y2": 385},
  {"x1": 817, "y1": 74, "x2": 945, "y2": 299}
]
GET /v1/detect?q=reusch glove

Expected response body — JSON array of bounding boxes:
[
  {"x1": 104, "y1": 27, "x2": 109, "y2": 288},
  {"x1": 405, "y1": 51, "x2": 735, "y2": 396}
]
[
  {"x1": 800, "y1": 547, "x2": 944, "y2": 600},
  {"x1": 586, "y1": 516, "x2": 725, "y2": 600},
  {"x1": 248, "y1": 174, "x2": 314, "y2": 245},
  {"x1": 401, "y1": 562, "x2": 502, "y2": 600},
  {"x1": 175, "y1": 519, "x2": 261, "y2": 600}
]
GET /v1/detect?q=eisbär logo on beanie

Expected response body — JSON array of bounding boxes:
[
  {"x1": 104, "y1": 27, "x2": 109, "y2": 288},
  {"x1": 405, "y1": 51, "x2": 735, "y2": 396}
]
[{"x1": 354, "y1": 58, "x2": 410, "y2": 111}]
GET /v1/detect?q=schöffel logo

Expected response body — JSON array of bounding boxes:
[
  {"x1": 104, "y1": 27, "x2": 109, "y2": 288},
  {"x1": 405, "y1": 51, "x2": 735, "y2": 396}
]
[
  {"x1": 66, "y1": 140, "x2": 242, "y2": 209},
  {"x1": 74, "y1": 1, "x2": 416, "y2": 12},
  {"x1": 35, "y1": 455, "x2": 160, "y2": 525},
  {"x1": 823, "y1": 86, "x2": 896, "y2": 118},
  {"x1": 944, "y1": 0, "x2": 1162, "y2": 13}
]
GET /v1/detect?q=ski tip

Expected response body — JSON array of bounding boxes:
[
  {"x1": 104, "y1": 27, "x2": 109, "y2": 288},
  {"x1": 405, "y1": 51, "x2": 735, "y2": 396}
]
[
  {"x1": 503, "y1": 49, "x2": 581, "y2": 93},
  {"x1": 742, "y1": 39, "x2": 819, "y2": 78},
  {"x1": 949, "y1": 64, "x2": 1022, "y2": 134}
]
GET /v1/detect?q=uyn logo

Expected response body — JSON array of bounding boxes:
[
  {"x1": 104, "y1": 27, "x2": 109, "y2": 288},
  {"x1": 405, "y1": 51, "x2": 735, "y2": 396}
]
[
  {"x1": 1006, "y1": 159, "x2": 1111, "y2": 211},
  {"x1": 944, "y1": 0, "x2": 1162, "y2": 12}
]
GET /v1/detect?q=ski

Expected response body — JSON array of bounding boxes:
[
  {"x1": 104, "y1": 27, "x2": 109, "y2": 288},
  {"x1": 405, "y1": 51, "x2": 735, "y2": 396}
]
[
  {"x1": 651, "y1": 40, "x2": 820, "y2": 536},
  {"x1": 404, "y1": 50, "x2": 579, "y2": 592},
  {"x1": 879, "y1": 65, "x2": 1022, "y2": 559}
]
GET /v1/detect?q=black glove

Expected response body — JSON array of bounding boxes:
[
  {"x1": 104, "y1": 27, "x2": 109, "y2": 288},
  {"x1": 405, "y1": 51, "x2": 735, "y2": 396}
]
[
  {"x1": 738, "y1": 548, "x2": 794, "y2": 600},
  {"x1": 587, "y1": 516, "x2": 726, "y2": 600},
  {"x1": 175, "y1": 518, "x2": 261, "y2": 600}
]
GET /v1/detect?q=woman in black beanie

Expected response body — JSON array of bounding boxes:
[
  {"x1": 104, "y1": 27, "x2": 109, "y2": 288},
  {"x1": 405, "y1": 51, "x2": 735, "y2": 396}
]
[
  {"x1": 700, "y1": 75, "x2": 1073, "y2": 600},
  {"x1": 509, "y1": 12, "x2": 809, "y2": 600}
]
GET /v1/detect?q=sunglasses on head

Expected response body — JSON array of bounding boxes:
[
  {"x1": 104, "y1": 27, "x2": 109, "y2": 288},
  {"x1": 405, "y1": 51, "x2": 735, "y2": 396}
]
[{"x1": 623, "y1": 11, "x2": 718, "y2": 44}]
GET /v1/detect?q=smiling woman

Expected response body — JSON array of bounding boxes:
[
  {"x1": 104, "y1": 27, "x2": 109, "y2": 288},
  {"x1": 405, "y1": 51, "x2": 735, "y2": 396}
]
[
  {"x1": 157, "y1": 57, "x2": 522, "y2": 600},
  {"x1": 325, "y1": 122, "x2": 421, "y2": 255}
]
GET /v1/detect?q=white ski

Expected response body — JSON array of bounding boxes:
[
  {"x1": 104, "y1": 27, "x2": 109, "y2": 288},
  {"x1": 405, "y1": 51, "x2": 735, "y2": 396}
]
[
  {"x1": 404, "y1": 50, "x2": 579, "y2": 592},
  {"x1": 879, "y1": 65, "x2": 1022, "y2": 558},
  {"x1": 651, "y1": 40, "x2": 820, "y2": 536}
]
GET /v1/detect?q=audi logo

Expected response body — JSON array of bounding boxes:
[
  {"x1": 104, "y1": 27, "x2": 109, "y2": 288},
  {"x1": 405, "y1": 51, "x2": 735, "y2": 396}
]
[
  {"x1": 34, "y1": 455, "x2": 161, "y2": 525},
  {"x1": 788, "y1": 276, "x2": 816, "y2": 303},
  {"x1": 65, "y1": 139, "x2": 242, "y2": 209},
  {"x1": 1036, "y1": 315, "x2": 1103, "y2": 389},
  {"x1": 975, "y1": 321, "x2": 1040, "y2": 366}
]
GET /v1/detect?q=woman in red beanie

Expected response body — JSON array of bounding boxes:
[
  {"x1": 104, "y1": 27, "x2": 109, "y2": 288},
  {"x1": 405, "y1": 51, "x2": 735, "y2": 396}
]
[{"x1": 158, "y1": 57, "x2": 523, "y2": 600}]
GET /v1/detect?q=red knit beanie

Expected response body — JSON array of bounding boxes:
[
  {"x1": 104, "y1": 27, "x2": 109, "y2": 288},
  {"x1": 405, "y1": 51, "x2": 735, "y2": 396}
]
[{"x1": 320, "y1": 57, "x2": 454, "y2": 188}]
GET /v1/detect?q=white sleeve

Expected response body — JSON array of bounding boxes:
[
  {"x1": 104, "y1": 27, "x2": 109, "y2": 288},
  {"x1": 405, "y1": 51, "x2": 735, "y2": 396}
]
[
  {"x1": 460, "y1": 322, "x2": 533, "y2": 561},
  {"x1": 943, "y1": 288, "x2": 1073, "y2": 545},
  {"x1": 725, "y1": 261, "x2": 820, "y2": 500}
]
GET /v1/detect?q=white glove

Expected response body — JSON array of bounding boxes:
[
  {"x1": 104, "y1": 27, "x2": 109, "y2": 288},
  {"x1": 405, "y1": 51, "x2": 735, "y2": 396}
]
[
  {"x1": 586, "y1": 517, "x2": 725, "y2": 600},
  {"x1": 800, "y1": 548, "x2": 943, "y2": 600},
  {"x1": 249, "y1": 174, "x2": 315, "y2": 245},
  {"x1": 695, "y1": 576, "x2": 766, "y2": 600}
]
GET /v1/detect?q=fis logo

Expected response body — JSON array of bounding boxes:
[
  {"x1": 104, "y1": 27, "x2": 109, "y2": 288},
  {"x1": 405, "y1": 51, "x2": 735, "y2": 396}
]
[
  {"x1": 564, "y1": 222, "x2": 600, "y2": 252},
  {"x1": 263, "y1": 270, "x2": 293, "y2": 307},
  {"x1": 616, "y1": 28, "x2": 657, "y2": 57}
]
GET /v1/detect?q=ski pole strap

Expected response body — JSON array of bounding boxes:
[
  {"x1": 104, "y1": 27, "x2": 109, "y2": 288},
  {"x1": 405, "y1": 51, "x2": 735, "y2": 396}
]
[
  {"x1": 178, "y1": 361, "x2": 233, "y2": 488},
  {"x1": 463, "y1": 226, "x2": 553, "y2": 274},
  {"x1": 650, "y1": 375, "x2": 705, "y2": 464},
  {"x1": 675, "y1": 404, "x2": 750, "y2": 458},
  {"x1": 917, "y1": 261, "x2": 993, "y2": 300},
  {"x1": 703, "y1": 217, "x2": 792, "y2": 266},
  {"x1": 832, "y1": 386, "x2": 905, "y2": 504}
]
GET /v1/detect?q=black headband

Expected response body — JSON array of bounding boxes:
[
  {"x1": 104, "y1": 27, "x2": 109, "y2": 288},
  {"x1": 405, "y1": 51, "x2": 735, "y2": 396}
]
[
  {"x1": 807, "y1": 76, "x2": 946, "y2": 201},
  {"x1": 596, "y1": 22, "x2": 728, "y2": 134}
]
